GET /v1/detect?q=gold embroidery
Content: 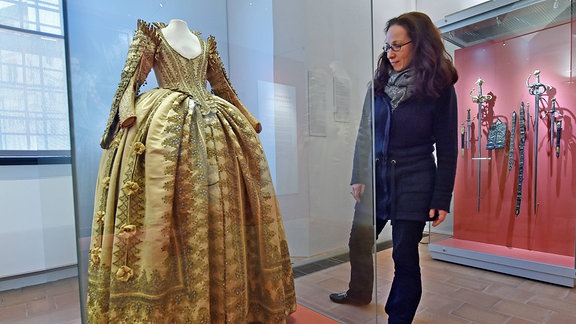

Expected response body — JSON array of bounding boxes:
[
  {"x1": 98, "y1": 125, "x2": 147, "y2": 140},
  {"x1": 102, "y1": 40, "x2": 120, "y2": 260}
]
[
  {"x1": 122, "y1": 181, "x2": 139, "y2": 196},
  {"x1": 90, "y1": 247, "x2": 101, "y2": 265},
  {"x1": 132, "y1": 142, "x2": 145, "y2": 155},
  {"x1": 115, "y1": 265, "x2": 134, "y2": 282},
  {"x1": 118, "y1": 224, "x2": 137, "y2": 240},
  {"x1": 101, "y1": 177, "x2": 110, "y2": 190},
  {"x1": 95, "y1": 211, "x2": 105, "y2": 225}
]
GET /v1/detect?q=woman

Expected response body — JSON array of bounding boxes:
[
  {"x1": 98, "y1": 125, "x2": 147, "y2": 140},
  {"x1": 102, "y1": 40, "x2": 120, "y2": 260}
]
[{"x1": 329, "y1": 12, "x2": 458, "y2": 323}]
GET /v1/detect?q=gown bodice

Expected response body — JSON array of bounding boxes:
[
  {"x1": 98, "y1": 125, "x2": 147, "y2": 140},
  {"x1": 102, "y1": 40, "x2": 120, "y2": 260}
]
[
  {"x1": 155, "y1": 30, "x2": 214, "y2": 111},
  {"x1": 100, "y1": 19, "x2": 262, "y2": 149}
]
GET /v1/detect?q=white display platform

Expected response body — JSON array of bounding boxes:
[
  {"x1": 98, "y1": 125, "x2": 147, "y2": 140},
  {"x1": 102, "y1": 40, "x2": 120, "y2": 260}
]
[{"x1": 429, "y1": 238, "x2": 576, "y2": 287}]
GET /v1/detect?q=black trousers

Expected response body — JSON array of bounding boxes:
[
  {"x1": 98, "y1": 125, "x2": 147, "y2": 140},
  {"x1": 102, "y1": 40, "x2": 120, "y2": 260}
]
[{"x1": 347, "y1": 209, "x2": 425, "y2": 324}]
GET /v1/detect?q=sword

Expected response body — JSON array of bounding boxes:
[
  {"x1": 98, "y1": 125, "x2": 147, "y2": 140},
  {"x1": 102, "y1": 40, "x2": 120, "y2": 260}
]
[
  {"x1": 470, "y1": 78, "x2": 492, "y2": 212},
  {"x1": 526, "y1": 105, "x2": 530, "y2": 132},
  {"x1": 526, "y1": 70, "x2": 552, "y2": 214},
  {"x1": 508, "y1": 111, "x2": 517, "y2": 171},
  {"x1": 461, "y1": 124, "x2": 465, "y2": 156},
  {"x1": 556, "y1": 120, "x2": 562, "y2": 158},
  {"x1": 516, "y1": 102, "x2": 526, "y2": 216},
  {"x1": 466, "y1": 108, "x2": 471, "y2": 149},
  {"x1": 547, "y1": 98, "x2": 557, "y2": 148}
]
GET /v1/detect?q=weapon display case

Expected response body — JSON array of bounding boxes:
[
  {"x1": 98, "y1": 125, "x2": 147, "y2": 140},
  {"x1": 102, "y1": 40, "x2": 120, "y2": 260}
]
[{"x1": 430, "y1": 0, "x2": 576, "y2": 287}]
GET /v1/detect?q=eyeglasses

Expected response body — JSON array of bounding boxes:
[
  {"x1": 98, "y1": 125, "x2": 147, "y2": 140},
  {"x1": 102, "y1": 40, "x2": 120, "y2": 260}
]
[{"x1": 383, "y1": 41, "x2": 412, "y2": 53}]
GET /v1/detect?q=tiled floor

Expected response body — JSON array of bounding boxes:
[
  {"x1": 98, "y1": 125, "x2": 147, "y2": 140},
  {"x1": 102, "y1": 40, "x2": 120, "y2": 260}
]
[
  {"x1": 1, "y1": 233, "x2": 575, "y2": 323},
  {"x1": 0, "y1": 277, "x2": 80, "y2": 324},
  {"x1": 295, "y1": 233, "x2": 576, "y2": 323}
]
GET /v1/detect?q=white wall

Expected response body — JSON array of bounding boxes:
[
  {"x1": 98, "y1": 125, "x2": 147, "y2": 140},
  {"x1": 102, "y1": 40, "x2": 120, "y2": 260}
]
[{"x1": 0, "y1": 164, "x2": 76, "y2": 281}]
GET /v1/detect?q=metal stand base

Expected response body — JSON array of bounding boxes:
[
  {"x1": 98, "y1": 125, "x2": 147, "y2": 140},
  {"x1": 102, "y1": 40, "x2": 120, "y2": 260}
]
[
  {"x1": 429, "y1": 238, "x2": 576, "y2": 287},
  {"x1": 0, "y1": 264, "x2": 77, "y2": 291}
]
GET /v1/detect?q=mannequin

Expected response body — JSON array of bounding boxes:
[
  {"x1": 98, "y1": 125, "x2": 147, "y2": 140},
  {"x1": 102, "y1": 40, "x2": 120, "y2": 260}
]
[{"x1": 161, "y1": 19, "x2": 201, "y2": 59}]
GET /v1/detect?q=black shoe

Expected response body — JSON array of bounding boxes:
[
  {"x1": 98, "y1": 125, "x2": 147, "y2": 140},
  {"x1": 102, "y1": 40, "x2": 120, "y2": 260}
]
[{"x1": 329, "y1": 291, "x2": 371, "y2": 306}]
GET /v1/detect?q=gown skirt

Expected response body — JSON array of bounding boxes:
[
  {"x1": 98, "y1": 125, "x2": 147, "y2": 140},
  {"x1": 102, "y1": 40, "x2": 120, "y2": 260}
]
[{"x1": 87, "y1": 81, "x2": 295, "y2": 323}]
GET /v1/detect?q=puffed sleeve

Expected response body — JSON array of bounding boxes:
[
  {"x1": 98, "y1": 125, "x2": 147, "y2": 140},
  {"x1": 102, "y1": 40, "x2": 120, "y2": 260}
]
[
  {"x1": 205, "y1": 36, "x2": 262, "y2": 133},
  {"x1": 100, "y1": 19, "x2": 158, "y2": 149}
]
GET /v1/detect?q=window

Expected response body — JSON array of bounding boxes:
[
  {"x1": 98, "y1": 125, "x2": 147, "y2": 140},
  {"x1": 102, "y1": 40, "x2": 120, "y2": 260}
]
[{"x1": 0, "y1": 0, "x2": 69, "y2": 157}]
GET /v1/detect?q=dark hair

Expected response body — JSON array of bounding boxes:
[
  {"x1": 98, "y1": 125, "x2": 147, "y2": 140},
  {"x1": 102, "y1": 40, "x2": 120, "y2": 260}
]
[{"x1": 374, "y1": 11, "x2": 458, "y2": 98}]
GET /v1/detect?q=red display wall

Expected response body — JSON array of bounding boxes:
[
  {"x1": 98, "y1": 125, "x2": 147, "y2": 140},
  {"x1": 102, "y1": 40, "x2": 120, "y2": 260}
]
[{"x1": 453, "y1": 21, "x2": 576, "y2": 257}]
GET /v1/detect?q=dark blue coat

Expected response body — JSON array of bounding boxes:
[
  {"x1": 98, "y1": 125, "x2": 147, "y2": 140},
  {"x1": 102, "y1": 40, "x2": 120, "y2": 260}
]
[{"x1": 351, "y1": 86, "x2": 458, "y2": 222}]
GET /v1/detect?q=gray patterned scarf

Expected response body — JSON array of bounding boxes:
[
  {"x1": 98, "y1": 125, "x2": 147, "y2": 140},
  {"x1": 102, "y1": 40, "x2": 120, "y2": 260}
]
[{"x1": 385, "y1": 68, "x2": 414, "y2": 111}]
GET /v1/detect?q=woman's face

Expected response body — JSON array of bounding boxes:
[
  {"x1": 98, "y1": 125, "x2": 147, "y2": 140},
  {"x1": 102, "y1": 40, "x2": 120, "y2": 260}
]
[{"x1": 385, "y1": 24, "x2": 413, "y2": 72}]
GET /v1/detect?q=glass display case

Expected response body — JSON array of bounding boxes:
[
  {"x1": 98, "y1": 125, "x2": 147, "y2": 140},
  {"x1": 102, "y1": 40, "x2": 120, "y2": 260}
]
[
  {"x1": 430, "y1": 0, "x2": 576, "y2": 287},
  {"x1": 66, "y1": 0, "x2": 379, "y2": 322}
]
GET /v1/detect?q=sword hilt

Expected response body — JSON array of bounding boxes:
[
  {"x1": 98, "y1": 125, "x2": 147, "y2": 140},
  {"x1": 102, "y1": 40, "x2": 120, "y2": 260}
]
[
  {"x1": 526, "y1": 69, "x2": 552, "y2": 95},
  {"x1": 547, "y1": 98, "x2": 557, "y2": 115},
  {"x1": 547, "y1": 98, "x2": 563, "y2": 119},
  {"x1": 470, "y1": 78, "x2": 492, "y2": 103}
]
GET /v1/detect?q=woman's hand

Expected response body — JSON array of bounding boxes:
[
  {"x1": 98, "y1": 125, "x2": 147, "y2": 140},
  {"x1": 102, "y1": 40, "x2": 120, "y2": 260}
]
[
  {"x1": 350, "y1": 184, "x2": 365, "y2": 202},
  {"x1": 429, "y1": 209, "x2": 448, "y2": 227}
]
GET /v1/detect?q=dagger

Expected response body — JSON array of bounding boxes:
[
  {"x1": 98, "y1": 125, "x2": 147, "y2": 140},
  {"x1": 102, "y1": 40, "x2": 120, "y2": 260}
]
[
  {"x1": 556, "y1": 120, "x2": 562, "y2": 158},
  {"x1": 466, "y1": 108, "x2": 471, "y2": 149},
  {"x1": 548, "y1": 98, "x2": 557, "y2": 148},
  {"x1": 461, "y1": 124, "x2": 465, "y2": 156}
]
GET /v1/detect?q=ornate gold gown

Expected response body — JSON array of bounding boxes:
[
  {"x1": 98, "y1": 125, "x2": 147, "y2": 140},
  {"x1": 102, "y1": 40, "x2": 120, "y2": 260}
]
[{"x1": 87, "y1": 20, "x2": 296, "y2": 323}]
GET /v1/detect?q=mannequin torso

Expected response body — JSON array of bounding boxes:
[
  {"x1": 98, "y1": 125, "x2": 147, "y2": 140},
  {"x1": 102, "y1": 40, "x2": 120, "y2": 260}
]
[{"x1": 161, "y1": 19, "x2": 201, "y2": 59}]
